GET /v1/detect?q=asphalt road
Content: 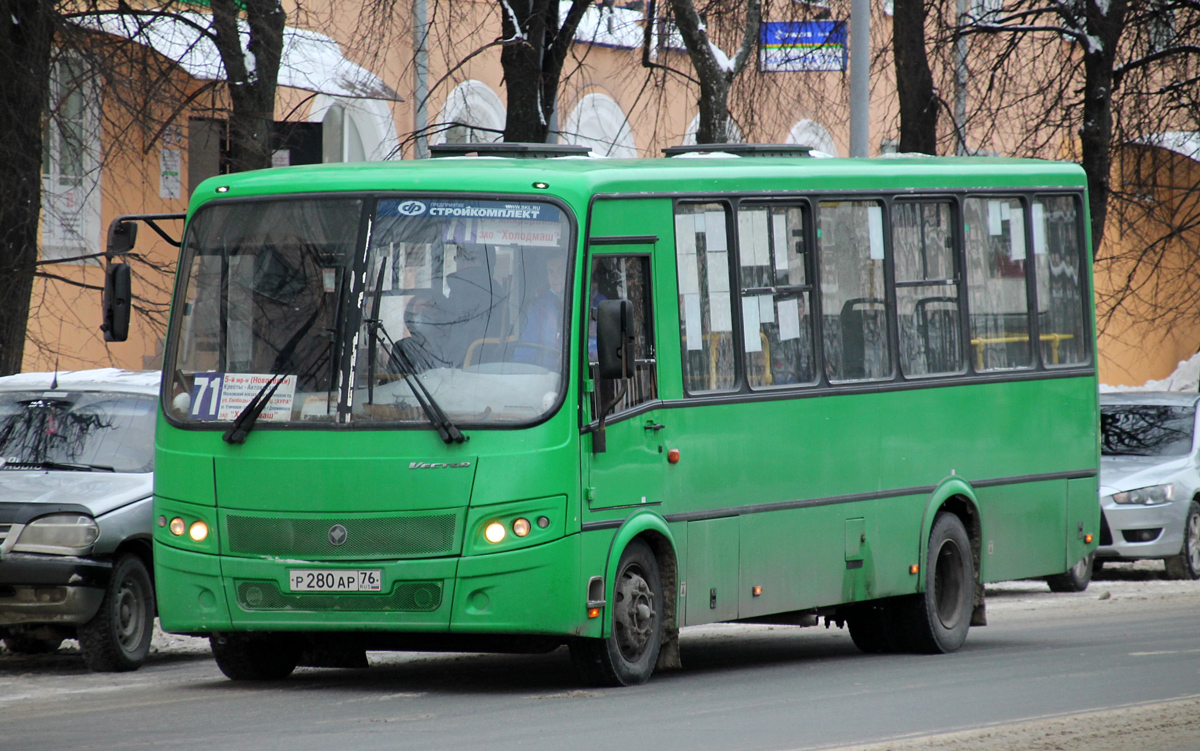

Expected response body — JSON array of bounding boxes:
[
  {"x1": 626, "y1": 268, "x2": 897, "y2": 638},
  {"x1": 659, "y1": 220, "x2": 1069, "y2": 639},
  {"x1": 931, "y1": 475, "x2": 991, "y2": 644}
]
[{"x1": 1, "y1": 566, "x2": 1197, "y2": 751}]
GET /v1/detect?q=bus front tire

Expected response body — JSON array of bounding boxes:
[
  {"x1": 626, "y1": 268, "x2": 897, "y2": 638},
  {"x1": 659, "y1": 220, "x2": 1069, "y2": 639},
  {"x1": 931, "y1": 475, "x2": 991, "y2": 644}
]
[
  {"x1": 78, "y1": 554, "x2": 155, "y2": 672},
  {"x1": 570, "y1": 540, "x2": 662, "y2": 686},
  {"x1": 904, "y1": 513, "x2": 974, "y2": 654},
  {"x1": 211, "y1": 633, "x2": 301, "y2": 681}
]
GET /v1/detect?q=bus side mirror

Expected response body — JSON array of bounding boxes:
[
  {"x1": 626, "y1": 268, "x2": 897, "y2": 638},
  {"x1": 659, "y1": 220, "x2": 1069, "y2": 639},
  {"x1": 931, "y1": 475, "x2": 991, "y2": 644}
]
[
  {"x1": 107, "y1": 220, "x2": 137, "y2": 256},
  {"x1": 102, "y1": 263, "x2": 132, "y2": 342},
  {"x1": 596, "y1": 299, "x2": 635, "y2": 379}
]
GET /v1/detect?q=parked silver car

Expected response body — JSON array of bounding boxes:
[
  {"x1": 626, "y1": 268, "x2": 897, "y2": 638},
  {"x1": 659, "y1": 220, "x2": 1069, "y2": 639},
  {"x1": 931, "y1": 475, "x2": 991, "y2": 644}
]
[
  {"x1": 1098, "y1": 392, "x2": 1200, "y2": 579},
  {"x1": 0, "y1": 369, "x2": 159, "y2": 670}
]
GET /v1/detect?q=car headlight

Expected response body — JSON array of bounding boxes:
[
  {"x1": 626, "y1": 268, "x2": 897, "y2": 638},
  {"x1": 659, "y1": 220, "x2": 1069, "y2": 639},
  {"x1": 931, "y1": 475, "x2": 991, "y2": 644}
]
[
  {"x1": 1112, "y1": 484, "x2": 1175, "y2": 505},
  {"x1": 12, "y1": 513, "x2": 100, "y2": 555}
]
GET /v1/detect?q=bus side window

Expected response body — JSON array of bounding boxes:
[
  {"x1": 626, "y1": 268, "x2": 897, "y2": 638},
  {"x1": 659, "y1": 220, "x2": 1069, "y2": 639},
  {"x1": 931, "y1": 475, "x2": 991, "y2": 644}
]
[
  {"x1": 589, "y1": 255, "x2": 657, "y2": 417},
  {"x1": 964, "y1": 196, "x2": 1033, "y2": 371},
  {"x1": 818, "y1": 200, "x2": 892, "y2": 382},
  {"x1": 1032, "y1": 195, "x2": 1088, "y2": 367},
  {"x1": 894, "y1": 200, "x2": 964, "y2": 376},
  {"x1": 736, "y1": 204, "x2": 816, "y2": 387},
  {"x1": 675, "y1": 203, "x2": 736, "y2": 392}
]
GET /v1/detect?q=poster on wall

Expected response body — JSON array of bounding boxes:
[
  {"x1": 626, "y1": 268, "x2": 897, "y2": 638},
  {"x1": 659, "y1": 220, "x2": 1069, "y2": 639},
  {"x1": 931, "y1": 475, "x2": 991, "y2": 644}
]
[{"x1": 759, "y1": 21, "x2": 847, "y2": 72}]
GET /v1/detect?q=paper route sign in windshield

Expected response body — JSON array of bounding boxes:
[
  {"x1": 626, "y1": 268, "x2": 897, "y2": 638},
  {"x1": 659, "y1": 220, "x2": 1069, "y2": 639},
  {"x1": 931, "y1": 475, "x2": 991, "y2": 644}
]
[{"x1": 380, "y1": 199, "x2": 564, "y2": 248}]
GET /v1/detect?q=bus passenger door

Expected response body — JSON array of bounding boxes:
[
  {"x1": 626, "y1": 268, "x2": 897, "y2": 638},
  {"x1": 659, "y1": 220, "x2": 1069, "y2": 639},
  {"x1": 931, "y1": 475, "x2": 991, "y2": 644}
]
[{"x1": 583, "y1": 251, "x2": 665, "y2": 511}]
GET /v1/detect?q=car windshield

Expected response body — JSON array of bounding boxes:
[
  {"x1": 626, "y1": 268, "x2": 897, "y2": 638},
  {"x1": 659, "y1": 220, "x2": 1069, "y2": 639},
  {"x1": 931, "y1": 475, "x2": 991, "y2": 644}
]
[
  {"x1": 1100, "y1": 404, "x2": 1196, "y2": 457},
  {"x1": 0, "y1": 391, "x2": 156, "y2": 472},
  {"x1": 165, "y1": 196, "x2": 572, "y2": 428}
]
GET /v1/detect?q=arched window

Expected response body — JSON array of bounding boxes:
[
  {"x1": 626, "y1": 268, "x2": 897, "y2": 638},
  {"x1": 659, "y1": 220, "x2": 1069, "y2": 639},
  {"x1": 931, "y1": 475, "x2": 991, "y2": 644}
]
[
  {"x1": 309, "y1": 95, "x2": 400, "y2": 162},
  {"x1": 562, "y1": 93, "x2": 637, "y2": 157},
  {"x1": 786, "y1": 119, "x2": 839, "y2": 157},
  {"x1": 432, "y1": 81, "x2": 506, "y2": 145}
]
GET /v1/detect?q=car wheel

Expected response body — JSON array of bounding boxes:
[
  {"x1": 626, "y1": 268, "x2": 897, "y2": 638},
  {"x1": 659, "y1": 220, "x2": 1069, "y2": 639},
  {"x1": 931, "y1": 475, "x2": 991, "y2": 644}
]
[
  {"x1": 901, "y1": 513, "x2": 974, "y2": 654},
  {"x1": 1046, "y1": 551, "x2": 1094, "y2": 592},
  {"x1": 78, "y1": 554, "x2": 155, "y2": 672},
  {"x1": 569, "y1": 539, "x2": 662, "y2": 686},
  {"x1": 1164, "y1": 501, "x2": 1200, "y2": 580},
  {"x1": 211, "y1": 633, "x2": 302, "y2": 681}
]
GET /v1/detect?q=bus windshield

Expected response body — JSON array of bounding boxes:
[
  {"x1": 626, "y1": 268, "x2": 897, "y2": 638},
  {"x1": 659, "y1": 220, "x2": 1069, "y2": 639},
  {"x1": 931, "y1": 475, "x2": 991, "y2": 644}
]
[{"x1": 165, "y1": 196, "x2": 572, "y2": 428}]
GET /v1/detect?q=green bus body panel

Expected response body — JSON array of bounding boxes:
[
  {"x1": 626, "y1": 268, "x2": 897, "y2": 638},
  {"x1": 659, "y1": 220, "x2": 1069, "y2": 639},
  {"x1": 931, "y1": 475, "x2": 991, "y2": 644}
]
[
  {"x1": 686, "y1": 518, "x2": 740, "y2": 624},
  {"x1": 152, "y1": 156, "x2": 1096, "y2": 644}
]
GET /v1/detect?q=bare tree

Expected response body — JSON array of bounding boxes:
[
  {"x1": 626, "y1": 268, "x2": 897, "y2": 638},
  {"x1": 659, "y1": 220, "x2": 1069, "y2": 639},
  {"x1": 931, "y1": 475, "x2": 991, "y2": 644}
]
[
  {"x1": 894, "y1": 0, "x2": 939, "y2": 153},
  {"x1": 497, "y1": 0, "x2": 594, "y2": 143},
  {"x1": 666, "y1": 0, "x2": 762, "y2": 144},
  {"x1": 0, "y1": 3, "x2": 58, "y2": 375}
]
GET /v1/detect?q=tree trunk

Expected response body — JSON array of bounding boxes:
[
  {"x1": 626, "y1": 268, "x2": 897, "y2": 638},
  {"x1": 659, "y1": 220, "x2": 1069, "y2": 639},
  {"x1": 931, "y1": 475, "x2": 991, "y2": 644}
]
[
  {"x1": 211, "y1": 0, "x2": 285, "y2": 172},
  {"x1": 894, "y1": 0, "x2": 938, "y2": 155},
  {"x1": 499, "y1": 0, "x2": 592, "y2": 144},
  {"x1": 1077, "y1": 0, "x2": 1127, "y2": 252},
  {"x1": 0, "y1": 3, "x2": 55, "y2": 375},
  {"x1": 500, "y1": 0, "x2": 550, "y2": 143}
]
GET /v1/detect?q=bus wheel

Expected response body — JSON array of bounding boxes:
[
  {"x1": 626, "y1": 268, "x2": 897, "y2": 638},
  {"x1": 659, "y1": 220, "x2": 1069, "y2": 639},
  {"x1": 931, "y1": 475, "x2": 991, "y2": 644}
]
[
  {"x1": 570, "y1": 540, "x2": 662, "y2": 686},
  {"x1": 905, "y1": 513, "x2": 974, "y2": 654},
  {"x1": 78, "y1": 554, "x2": 155, "y2": 672},
  {"x1": 210, "y1": 633, "x2": 301, "y2": 681},
  {"x1": 846, "y1": 601, "x2": 903, "y2": 653},
  {"x1": 1046, "y1": 551, "x2": 1094, "y2": 592}
]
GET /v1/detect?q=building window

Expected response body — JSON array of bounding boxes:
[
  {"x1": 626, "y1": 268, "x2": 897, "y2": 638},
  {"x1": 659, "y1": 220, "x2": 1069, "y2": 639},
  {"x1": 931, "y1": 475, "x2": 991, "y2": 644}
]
[{"x1": 41, "y1": 54, "x2": 101, "y2": 262}]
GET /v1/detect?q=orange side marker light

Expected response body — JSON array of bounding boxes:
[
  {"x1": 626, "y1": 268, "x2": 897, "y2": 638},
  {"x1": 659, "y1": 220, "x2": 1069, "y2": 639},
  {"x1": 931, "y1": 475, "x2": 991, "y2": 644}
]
[
  {"x1": 588, "y1": 608, "x2": 601, "y2": 619},
  {"x1": 1084, "y1": 534, "x2": 1094, "y2": 544},
  {"x1": 909, "y1": 564, "x2": 920, "y2": 575},
  {"x1": 667, "y1": 448, "x2": 681, "y2": 464},
  {"x1": 752, "y1": 586, "x2": 762, "y2": 597}
]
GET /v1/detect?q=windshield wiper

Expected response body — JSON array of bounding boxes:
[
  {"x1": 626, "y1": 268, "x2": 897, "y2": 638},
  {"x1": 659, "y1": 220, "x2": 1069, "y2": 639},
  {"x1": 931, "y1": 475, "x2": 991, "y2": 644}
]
[
  {"x1": 0, "y1": 459, "x2": 115, "y2": 472},
  {"x1": 222, "y1": 374, "x2": 288, "y2": 445},
  {"x1": 365, "y1": 271, "x2": 467, "y2": 444}
]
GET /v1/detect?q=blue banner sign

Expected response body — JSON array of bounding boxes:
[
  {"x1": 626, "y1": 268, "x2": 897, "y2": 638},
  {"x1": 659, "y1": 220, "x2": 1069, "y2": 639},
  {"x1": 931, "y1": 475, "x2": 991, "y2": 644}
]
[{"x1": 760, "y1": 21, "x2": 847, "y2": 72}]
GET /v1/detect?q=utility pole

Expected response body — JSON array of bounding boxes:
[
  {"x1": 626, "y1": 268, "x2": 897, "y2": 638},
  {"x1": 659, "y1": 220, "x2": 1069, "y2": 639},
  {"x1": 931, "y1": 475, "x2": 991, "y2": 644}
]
[
  {"x1": 413, "y1": 0, "x2": 429, "y2": 158},
  {"x1": 849, "y1": 0, "x2": 870, "y2": 157},
  {"x1": 954, "y1": 0, "x2": 969, "y2": 155}
]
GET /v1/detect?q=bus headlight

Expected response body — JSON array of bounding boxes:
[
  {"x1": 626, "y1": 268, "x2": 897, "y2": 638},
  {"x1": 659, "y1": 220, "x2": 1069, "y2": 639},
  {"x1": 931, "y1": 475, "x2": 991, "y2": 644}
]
[
  {"x1": 1113, "y1": 484, "x2": 1174, "y2": 505},
  {"x1": 12, "y1": 514, "x2": 99, "y2": 555},
  {"x1": 484, "y1": 522, "x2": 507, "y2": 543},
  {"x1": 189, "y1": 521, "x2": 209, "y2": 542}
]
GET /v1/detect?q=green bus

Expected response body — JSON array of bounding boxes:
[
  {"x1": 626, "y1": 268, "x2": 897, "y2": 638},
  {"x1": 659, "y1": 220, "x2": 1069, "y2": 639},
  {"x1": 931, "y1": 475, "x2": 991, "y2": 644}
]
[{"x1": 142, "y1": 143, "x2": 1099, "y2": 685}]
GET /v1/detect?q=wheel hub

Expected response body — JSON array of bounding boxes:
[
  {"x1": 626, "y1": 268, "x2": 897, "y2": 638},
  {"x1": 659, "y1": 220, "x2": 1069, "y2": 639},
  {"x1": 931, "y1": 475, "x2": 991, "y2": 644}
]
[{"x1": 614, "y1": 568, "x2": 656, "y2": 660}]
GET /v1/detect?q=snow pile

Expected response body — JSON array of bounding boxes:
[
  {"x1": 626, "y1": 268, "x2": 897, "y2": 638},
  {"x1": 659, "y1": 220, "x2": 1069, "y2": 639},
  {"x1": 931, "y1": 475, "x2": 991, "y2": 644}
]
[
  {"x1": 1100, "y1": 351, "x2": 1200, "y2": 393},
  {"x1": 567, "y1": 2, "x2": 644, "y2": 49},
  {"x1": 75, "y1": 11, "x2": 396, "y2": 100}
]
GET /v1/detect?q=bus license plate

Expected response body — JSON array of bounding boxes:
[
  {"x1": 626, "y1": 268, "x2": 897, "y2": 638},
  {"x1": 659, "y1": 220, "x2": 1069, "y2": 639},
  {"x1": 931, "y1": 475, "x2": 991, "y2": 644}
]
[{"x1": 288, "y1": 569, "x2": 382, "y2": 592}]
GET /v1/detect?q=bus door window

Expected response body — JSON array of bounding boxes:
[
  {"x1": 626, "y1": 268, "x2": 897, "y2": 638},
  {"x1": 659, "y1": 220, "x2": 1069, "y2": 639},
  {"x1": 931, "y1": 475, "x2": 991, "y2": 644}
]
[
  {"x1": 736, "y1": 204, "x2": 816, "y2": 387},
  {"x1": 1032, "y1": 195, "x2": 1089, "y2": 367},
  {"x1": 588, "y1": 255, "x2": 656, "y2": 417},
  {"x1": 894, "y1": 200, "x2": 964, "y2": 376},
  {"x1": 675, "y1": 203, "x2": 736, "y2": 392},
  {"x1": 817, "y1": 200, "x2": 893, "y2": 382},
  {"x1": 964, "y1": 196, "x2": 1034, "y2": 371}
]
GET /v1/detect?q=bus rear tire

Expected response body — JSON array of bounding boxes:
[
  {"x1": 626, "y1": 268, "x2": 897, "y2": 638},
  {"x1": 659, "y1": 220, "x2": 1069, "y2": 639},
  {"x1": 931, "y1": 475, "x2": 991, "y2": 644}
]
[
  {"x1": 846, "y1": 601, "x2": 904, "y2": 653},
  {"x1": 210, "y1": 633, "x2": 301, "y2": 681},
  {"x1": 904, "y1": 513, "x2": 974, "y2": 654},
  {"x1": 569, "y1": 540, "x2": 662, "y2": 686}
]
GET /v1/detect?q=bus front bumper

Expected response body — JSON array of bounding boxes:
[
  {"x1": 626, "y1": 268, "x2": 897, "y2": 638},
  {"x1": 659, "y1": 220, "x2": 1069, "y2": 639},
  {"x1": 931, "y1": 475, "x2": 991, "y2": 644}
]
[{"x1": 155, "y1": 536, "x2": 584, "y2": 638}]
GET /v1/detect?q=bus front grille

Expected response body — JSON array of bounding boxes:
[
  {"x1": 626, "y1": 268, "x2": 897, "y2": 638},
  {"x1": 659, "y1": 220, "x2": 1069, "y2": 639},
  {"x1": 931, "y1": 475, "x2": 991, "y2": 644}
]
[
  {"x1": 235, "y1": 580, "x2": 443, "y2": 612},
  {"x1": 225, "y1": 514, "x2": 459, "y2": 558}
]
